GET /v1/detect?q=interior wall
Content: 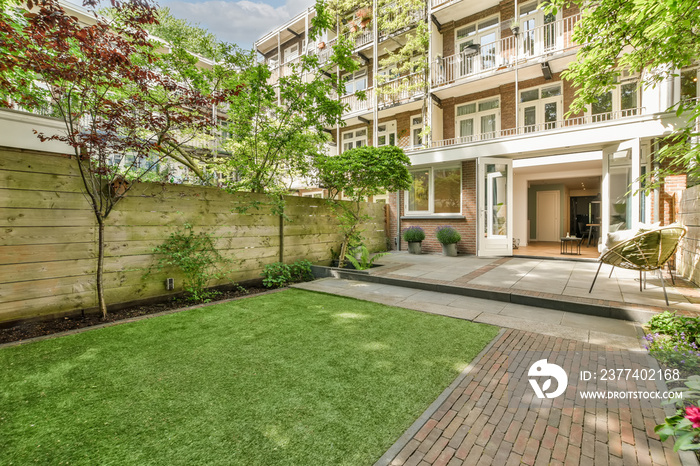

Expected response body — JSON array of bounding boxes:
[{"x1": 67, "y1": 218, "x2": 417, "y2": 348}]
[
  {"x1": 528, "y1": 184, "x2": 565, "y2": 240},
  {"x1": 513, "y1": 163, "x2": 602, "y2": 247}
]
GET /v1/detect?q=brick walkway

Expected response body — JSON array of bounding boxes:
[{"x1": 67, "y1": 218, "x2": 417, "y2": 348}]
[{"x1": 379, "y1": 329, "x2": 689, "y2": 466}]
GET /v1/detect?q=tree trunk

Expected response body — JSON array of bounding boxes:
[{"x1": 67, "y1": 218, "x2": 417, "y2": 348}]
[{"x1": 96, "y1": 218, "x2": 107, "y2": 318}]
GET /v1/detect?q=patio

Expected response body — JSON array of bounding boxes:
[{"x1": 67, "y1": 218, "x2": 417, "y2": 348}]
[{"x1": 367, "y1": 252, "x2": 700, "y2": 315}]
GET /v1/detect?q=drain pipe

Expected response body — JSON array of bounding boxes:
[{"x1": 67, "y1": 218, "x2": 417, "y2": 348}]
[
  {"x1": 514, "y1": 0, "x2": 519, "y2": 130},
  {"x1": 396, "y1": 190, "x2": 401, "y2": 251}
]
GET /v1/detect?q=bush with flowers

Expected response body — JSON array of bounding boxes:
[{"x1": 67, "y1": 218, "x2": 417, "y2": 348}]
[{"x1": 656, "y1": 376, "x2": 700, "y2": 451}]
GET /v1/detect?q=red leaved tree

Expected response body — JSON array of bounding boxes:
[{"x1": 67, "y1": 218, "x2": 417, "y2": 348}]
[{"x1": 0, "y1": 0, "x2": 224, "y2": 317}]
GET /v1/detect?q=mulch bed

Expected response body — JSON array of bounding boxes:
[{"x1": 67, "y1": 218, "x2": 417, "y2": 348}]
[{"x1": 0, "y1": 287, "x2": 268, "y2": 345}]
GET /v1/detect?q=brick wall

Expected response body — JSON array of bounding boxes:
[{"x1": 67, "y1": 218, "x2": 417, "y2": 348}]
[{"x1": 389, "y1": 160, "x2": 477, "y2": 255}]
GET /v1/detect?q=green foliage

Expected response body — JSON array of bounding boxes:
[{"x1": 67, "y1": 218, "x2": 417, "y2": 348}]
[
  {"x1": 261, "y1": 260, "x2": 314, "y2": 288},
  {"x1": 150, "y1": 223, "x2": 230, "y2": 302},
  {"x1": 402, "y1": 226, "x2": 425, "y2": 242},
  {"x1": 547, "y1": 0, "x2": 700, "y2": 187},
  {"x1": 315, "y1": 145, "x2": 412, "y2": 267},
  {"x1": 344, "y1": 245, "x2": 389, "y2": 270},
  {"x1": 656, "y1": 377, "x2": 700, "y2": 452},
  {"x1": 435, "y1": 226, "x2": 461, "y2": 245},
  {"x1": 648, "y1": 311, "x2": 700, "y2": 341}
]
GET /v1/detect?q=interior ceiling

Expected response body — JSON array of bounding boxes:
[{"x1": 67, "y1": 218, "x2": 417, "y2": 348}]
[{"x1": 529, "y1": 176, "x2": 601, "y2": 191}]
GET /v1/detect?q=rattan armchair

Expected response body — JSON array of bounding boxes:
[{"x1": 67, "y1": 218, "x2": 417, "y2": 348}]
[{"x1": 588, "y1": 225, "x2": 687, "y2": 305}]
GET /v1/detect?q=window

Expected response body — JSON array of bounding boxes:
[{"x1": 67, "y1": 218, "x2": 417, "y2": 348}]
[
  {"x1": 519, "y1": 84, "x2": 562, "y2": 132},
  {"x1": 519, "y1": 2, "x2": 558, "y2": 56},
  {"x1": 268, "y1": 54, "x2": 278, "y2": 68},
  {"x1": 342, "y1": 128, "x2": 367, "y2": 152},
  {"x1": 406, "y1": 166, "x2": 462, "y2": 215},
  {"x1": 455, "y1": 97, "x2": 500, "y2": 141},
  {"x1": 302, "y1": 191, "x2": 324, "y2": 198},
  {"x1": 377, "y1": 121, "x2": 396, "y2": 147},
  {"x1": 342, "y1": 68, "x2": 368, "y2": 95},
  {"x1": 681, "y1": 68, "x2": 699, "y2": 101},
  {"x1": 589, "y1": 79, "x2": 640, "y2": 121},
  {"x1": 410, "y1": 115, "x2": 424, "y2": 148},
  {"x1": 608, "y1": 150, "x2": 632, "y2": 231},
  {"x1": 284, "y1": 44, "x2": 299, "y2": 63},
  {"x1": 455, "y1": 16, "x2": 500, "y2": 76}
]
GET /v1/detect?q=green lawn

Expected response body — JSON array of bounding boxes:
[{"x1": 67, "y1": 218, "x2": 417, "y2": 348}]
[{"x1": 0, "y1": 289, "x2": 498, "y2": 465}]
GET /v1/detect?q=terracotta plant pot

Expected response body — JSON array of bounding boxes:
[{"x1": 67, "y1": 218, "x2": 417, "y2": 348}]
[
  {"x1": 407, "y1": 241, "x2": 422, "y2": 254},
  {"x1": 318, "y1": 42, "x2": 326, "y2": 49},
  {"x1": 441, "y1": 243, "x2": 457, "y2": 257},
  {"x1": 350, "y1": 25, "x2": 357, "y2": 33}
]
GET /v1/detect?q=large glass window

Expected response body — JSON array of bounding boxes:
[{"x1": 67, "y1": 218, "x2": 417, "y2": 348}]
[
  {"x1": 377, "y1": 121, "x2": 396, "y2": 147},
  {"x1": 406, "y1": 166, "x2": 461, "y2": 215},
  {"x1": 456, "y1": 97, "x2": 500, "y2": 141},
  {"x1": 520, "y1": 84, "x2": 562, "y2": 132},
  {"x1": 411, "y1": 115, "x2": 423, "y2": 148},
  {"x1": 455, "y1": 16, "x2": 500, "y2": 76},
  {"x1": 681, "y1": 68, "x2": 699, "y2": 101},
  {"x1": 342, "y1": 128, "x2": 367, "y2": 152},
  {"x1": 590, "y1": 80, "x2": 640, "y2": 121},
  {"x1": 342, "y1": 68, "x2": 368, "y2": 95},
  {"x1": 608, "y1": 150, "x2": 632, "y2": 231}
]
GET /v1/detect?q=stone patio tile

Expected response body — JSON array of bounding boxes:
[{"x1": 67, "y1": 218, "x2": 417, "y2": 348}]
[
  {"x1": 409, "y1": 290, "x2": 463, "y2": 306},
  {"x1": 498, "y1": 303, "x2": 565, "y2": 325},
  {"x1": 560, "y1": 313, "x2": 638, "y2": 338},
  {"x1": 447, "y1": 295, "x2": 507, "y2": 314},
  {"x1": 511, "y1": 279, "x2": 569, "y2": 295},
  {"x1": 588, "y1": 331, "x2": 643, "y2": 350},
  {"x1": 396, "y1": 301, "x2": 483, "y2": 321},
  {"x1": 472, "y1": 313, "x2": 586, "y2": 343}
]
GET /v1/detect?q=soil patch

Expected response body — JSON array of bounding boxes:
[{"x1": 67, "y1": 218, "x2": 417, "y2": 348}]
[{"x1": 0, "y1": 287, "x2": 267, "y2": 344}]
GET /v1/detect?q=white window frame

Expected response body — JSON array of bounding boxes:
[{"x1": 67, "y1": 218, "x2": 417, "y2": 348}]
[
  {"x1": 377, "y1": 121, "x2": 397, "y2": 147},
  {"x1": 284, "y1": 43, "x2": 299, "y2": 63},
  {"x1": 680, "y1": 67, "x2": 699, "y2": 101},
  {"x1": 587, "y1": 75, "x2": 641, "y2": 122},
  {"x1": 455, "y1": 15, "x2": 500, "y2": 74},
  {"x1": 410, "y1": 114, "x2": 424, "y2": 149},
  {"x1": 342, "y1": 68, "x2": 368, "y2": 96},
  {"x1": 268, "y1": 53, "x2": 279, "y2": 68},
  {"x1": 519, "y1": 1, "x2": 561, "y2": 56},
  {"x1": 302, "y1": 191, "x2": 324, "y2": 198},
  {"x1": 519, "y1": 83, "x2": 563, "y2": 132},
  {"x1": 404, "y1": 165, "x2": 463, "y2": 216},
  {"x1": 341, "y1": 128, "x2": 367, "y2": 153},
  {"x1": 455, "y1": 97, "x2": 501, "y2": 142}
]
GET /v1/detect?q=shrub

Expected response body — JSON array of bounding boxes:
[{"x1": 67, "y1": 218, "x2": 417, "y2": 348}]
[
  {"x1": 436, "y1": 226, "x2": 461, "y2": 245},
  {"x1": 648, "y1": 311, "x2": 700, "y2": 343},
  {"x1": 344, "y1": 245, "x2": 389, "y2": 270},
  {"x1": 150, "y1": 223, "x2": 231, "y2": 302},
  {"x1": 402, "y1": 226, "x2": 425, "y2": 242},
  {"x1": 262, "y1": 260, "x2": 314, "y2": 288},
  {"x1": 644, "y1": 332, "x2": 700, "y2": 372}
]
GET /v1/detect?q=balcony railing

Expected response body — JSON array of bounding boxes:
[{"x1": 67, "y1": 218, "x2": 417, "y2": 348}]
[
  {"x1": 378, "y1": 7, "x2": 425, "y2": 39},
  {"x1": 343, "y1": 27, "x2": 374, "y2": 49},
  {"x1": 427, "y1": 107, "x2": 645, "y2": 150},
  {"x1": 377, "y1": 72, "x2": 426, "y2": 107},
  {"x1": 432, "y1": 15, "x2": 580, "y2": 88},
  {"x1": 340, "y1": 88, "x2": 373, "y2": 115},
  {"x1": 430, "y1": 0, "x2": 455, "y2": 10}
]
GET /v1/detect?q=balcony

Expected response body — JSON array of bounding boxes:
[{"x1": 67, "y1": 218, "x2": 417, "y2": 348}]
[
  {"x1": 343, "y1": 27, "x2": 374, "y2": 50},
  {"x1": 432, "y1": 15, "x2": 580, "y2": 88},
  {"x1": 340, "y1": 88, "x2": 373, "y2": 115},
  {"x1": 426, "y1": 107, "x2": 645, "y2": 150},
  {"x1": 377, "y1": 72, "x2": 426, "y2": 108}
]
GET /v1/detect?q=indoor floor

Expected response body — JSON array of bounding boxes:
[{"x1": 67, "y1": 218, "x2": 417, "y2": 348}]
[{"x1": 513, "y1": 241, "x2": 600, "y2": 259}]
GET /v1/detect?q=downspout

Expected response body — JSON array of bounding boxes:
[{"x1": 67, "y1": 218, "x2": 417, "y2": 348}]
[
  {"x1": 514, "y1": 0, "x2": 519, "y2": 131},
  {"x1": 397, "y1": 190, "x2": 401, "y2": 250},
  {"x1": 372, "y1": 0, "x2": 378, "y2": 146}
]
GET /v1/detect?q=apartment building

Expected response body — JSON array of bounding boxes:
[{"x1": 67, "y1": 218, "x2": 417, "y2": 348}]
[{"x1": 263, "y1": 1, "x2": 694, "y2": 257}]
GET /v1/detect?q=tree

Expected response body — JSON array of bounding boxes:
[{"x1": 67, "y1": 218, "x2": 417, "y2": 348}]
[
  {"x1": 217, "y1": 0, "x2": 358, "y2": 207},
  {"x1": 548, "y1": 0, "x2": 700, "y2": 186},
  {"x1": 315, "y1": 145, "x2": 412, "y2": 266},
  {"x1": 0, "y1": 0, "x2": 222, "y2": 317}
]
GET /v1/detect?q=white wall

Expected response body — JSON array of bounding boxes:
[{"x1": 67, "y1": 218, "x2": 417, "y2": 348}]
[{"x1": 0, "y1": 109, "x2": 71, "y2": 154}]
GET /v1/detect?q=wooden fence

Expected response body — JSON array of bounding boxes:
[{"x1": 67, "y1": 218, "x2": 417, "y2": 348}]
[
  {"x1": 678, "y1": 185, "x2": 700, "y2": 286},
  {"x1": 0, "y1": 148, "x2": 387, "y2": 324}
]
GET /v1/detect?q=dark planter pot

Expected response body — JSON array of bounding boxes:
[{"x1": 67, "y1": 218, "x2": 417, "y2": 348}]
[
  {"x1": 407, "y1": 241, "x2": 422, "y2": 254},
  {"x1": 441, "y1": 243, "x2": 458, "y2": 257}
]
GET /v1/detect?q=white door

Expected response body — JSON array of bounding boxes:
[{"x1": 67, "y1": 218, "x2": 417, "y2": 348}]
[
  {"x1": 536, "y1": 190, "x2": 560, "y2": 241},
  {"x1": 478, "y1": 158, "x2": 513, "y2": 256}
]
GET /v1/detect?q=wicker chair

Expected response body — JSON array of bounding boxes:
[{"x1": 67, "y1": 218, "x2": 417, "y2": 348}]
[{"x1": 588, "y1": 225, "x2": 687, "y2": 305}]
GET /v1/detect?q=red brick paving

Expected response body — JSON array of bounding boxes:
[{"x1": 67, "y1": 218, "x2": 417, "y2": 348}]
[{"x1": 383, "y1": 329, "x2": 683, "y2": 466}]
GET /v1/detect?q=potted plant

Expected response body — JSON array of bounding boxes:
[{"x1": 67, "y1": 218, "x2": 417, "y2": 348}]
[
  {"x1": 402, "y1": 226, "x2": 425, "y2": 254},
  {"x1": 318, "y1": 41, "x2": 326, "y2": 50},
  {"x1": 356, "y1": 8, "x2": 372, "y2": 28},
  {"x1": 436, "y1": 226, "x2": 461, "y2": 257},
  {"x1": 510, "y1": 20, "x2": 520, "y2": 35}
]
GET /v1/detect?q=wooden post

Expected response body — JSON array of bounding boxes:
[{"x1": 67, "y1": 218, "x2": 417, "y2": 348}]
[{"x1": 279, "y1": 196, "x2": 285, "y2": 263}]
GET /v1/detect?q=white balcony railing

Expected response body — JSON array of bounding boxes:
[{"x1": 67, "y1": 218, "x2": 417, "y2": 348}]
[
  {"x1": 427, "y1": 107, "x2": 645, "y2": 150},
  {"x1": 432, "y1": 15, "x2": 580, "y2": 88},
  {"x1": 343, "y1": 27, "x2": 373, "y2": 49},
  {"x1": 377, "y1": 72, "x2": 426, "y2": 107},
  {"x1": 340, "y1": 88, "x2": 373, "y2": 115}
]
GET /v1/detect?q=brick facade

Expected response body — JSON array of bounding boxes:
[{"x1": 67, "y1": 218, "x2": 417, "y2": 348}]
[{"x1": 388, "y1": 160, "x2": 477, "y2": 255}]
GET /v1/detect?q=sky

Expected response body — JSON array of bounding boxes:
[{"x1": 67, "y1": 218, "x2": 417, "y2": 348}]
[{"x1": 156, "y1": 0, "x2": 314, "y2": 50}]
